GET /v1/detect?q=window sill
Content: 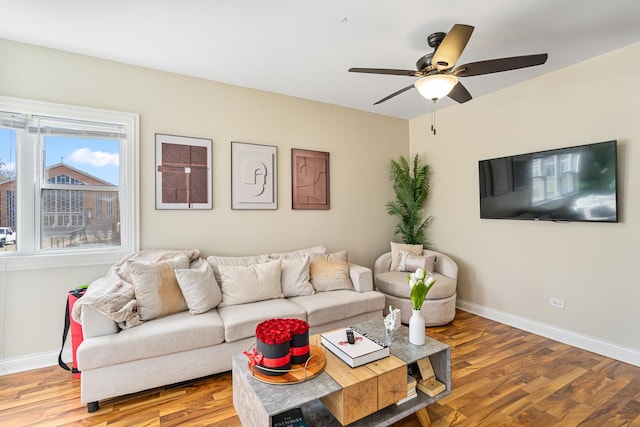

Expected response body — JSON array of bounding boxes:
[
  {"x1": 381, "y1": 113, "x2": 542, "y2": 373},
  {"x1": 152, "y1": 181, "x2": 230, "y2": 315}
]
[{"x1": 0, "y1": 250, "x2": 130, "y2": 271}]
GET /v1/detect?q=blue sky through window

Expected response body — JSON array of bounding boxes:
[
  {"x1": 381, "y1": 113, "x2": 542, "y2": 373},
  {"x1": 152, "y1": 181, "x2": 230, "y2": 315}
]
[{"x1": 0, "y1": 128, "x2": 120, "y2": 185}]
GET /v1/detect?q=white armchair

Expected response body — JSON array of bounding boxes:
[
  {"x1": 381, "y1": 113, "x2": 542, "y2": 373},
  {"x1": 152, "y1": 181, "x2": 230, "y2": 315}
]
[{"x1": 374, "y1": 249, "x2": 458, "y2": 326}]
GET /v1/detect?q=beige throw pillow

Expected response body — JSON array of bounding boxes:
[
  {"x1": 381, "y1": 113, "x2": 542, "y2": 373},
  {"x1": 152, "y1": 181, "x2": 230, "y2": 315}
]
[
  {"x1": 280, "y1": 256, "x2": 315, "y2": 297},
  {"x1": 218, "y1": 259, "x2": 283, "y2": 306},
  {"x1": 130, "y1": 255, "x2": 190, "y2": 321},
  {"x1": 175, "y1": 259, "x2": 222, "y2": 315},
  {"x1": 390, "y1": 242, "x2": 423, "y2": 271},
  {"x1": 309, "y1": 250, "x2": 354, "y2": 292}
]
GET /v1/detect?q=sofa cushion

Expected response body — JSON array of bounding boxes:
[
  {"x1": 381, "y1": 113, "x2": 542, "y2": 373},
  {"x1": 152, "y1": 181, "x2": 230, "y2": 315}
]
[
  {"x1": 77, "y1": 310, "x2": 225, "y2": 371},
  {"x1": 218, "y1": 259, "x2": 283, "y2": 307},
  {"x1": 309, "y1": 250, "x2": 354, "y2": 292},
  {"x1": 129, "y1": 255, "x2": 190, "y2": 321},
  {"x1": 375, "y1": 271, "x2": 456, "y2": 300},
  {"x1": 288, "y1": 290, "x2": 385, "y2": 327},
  {"x1": 206, "y1": 254, "x2": 270, "y2": 284},
  {"x1": 175, "y1": 259, "x2": 222, "y2": 315},
  {"x1": 217, "y1": 298, "x2": 307, "y2": 342},
  {"x1": 280, "y1": 256, "x2": 315, "y2": 297},
  {"x1": 390, "y1": 242, "x2": 423, "y2": 271}
]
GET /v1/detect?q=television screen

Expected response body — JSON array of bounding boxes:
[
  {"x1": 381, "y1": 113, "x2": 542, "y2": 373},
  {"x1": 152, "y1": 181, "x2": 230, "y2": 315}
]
[{"x1": 479, "y1": 140, "x2": 618, "y2": 222}]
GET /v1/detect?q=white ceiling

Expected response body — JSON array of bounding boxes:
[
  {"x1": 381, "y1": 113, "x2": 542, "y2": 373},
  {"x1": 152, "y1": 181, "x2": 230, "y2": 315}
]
[{"x1": 2, "y1": 0, "x2": 640, "y2": 119}]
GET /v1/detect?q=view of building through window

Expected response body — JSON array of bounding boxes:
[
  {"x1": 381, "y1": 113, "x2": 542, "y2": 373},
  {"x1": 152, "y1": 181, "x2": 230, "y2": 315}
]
[
  {"x1": 0, "y1": 128, "x2": 17, "y2": 251},
  {"x1": 0, "y1": 119, "x2": 123, "y2": 252},
  {"x1": 41, "y1": 136, "x2": 120, "y2": 249}
]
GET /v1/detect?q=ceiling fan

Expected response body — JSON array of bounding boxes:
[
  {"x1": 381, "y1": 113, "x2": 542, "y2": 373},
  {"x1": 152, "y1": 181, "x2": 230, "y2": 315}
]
[{"x1": 349, "y1": 24, "x2": 548, "y2": 108}]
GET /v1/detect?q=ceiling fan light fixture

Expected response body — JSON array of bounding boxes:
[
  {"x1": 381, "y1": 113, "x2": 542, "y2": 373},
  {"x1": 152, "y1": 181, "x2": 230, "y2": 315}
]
[{"x1": 415, "y1": 74, "x2": 458, "y2": 101}]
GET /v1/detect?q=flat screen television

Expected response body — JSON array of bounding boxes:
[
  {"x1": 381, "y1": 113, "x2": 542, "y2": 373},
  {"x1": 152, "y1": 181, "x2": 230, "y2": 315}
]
[{"x1": 478, "y1": 140, "x2": 618, "y2": 222}]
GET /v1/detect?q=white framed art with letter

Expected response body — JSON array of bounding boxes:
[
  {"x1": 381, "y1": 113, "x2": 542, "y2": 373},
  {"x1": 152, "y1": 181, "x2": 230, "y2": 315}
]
[{"x1": 231, "y1": 141, "x2": 277, "y2": 210}]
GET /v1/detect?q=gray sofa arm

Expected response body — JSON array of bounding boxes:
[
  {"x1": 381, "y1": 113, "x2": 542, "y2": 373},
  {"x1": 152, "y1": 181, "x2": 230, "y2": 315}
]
[
  {"x1": 349, "y1": 263, "x2": 374, "y2": 293},
  {"x1": 374, "y1": 252, "x2": 392, "y2": 276},
  {"x1": 80, "y1": 306, "x2": 119, "y2": 339},
  {"x1": 425, "y1": 249, "x2": 458, "y2": 279}
]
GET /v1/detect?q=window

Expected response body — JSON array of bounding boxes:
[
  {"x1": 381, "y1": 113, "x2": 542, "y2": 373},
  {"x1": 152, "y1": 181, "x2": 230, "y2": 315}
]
[
  {"x1": 531, "y1": 153, "x2": 580, "y2": 206},
  {"x1": 0, "y1": 96, "x2": 139, "y2": 269}
]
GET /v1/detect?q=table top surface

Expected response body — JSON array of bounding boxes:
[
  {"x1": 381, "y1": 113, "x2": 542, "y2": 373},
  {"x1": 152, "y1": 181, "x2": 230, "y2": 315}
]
[
  {"x1": 354, "y1": 318, "x2": 450, "y2": 364},
  {"x1": 232, "y1": 318, "x2": 450, "y2": 416}
]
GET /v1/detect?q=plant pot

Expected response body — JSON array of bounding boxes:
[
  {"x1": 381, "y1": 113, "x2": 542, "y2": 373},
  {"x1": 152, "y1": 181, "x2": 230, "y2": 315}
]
[{"x1": 409, "y1": 309, "x2": 426, "y2": 345}]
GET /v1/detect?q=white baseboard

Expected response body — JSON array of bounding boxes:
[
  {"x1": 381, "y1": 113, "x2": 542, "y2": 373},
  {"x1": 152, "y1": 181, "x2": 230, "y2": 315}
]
[
  {"x1": 456, "y1": 299, "x2": 640, "y2": 368},
  {"x1": 0, "y1": 348, "x2": 71, "y2": 376}
]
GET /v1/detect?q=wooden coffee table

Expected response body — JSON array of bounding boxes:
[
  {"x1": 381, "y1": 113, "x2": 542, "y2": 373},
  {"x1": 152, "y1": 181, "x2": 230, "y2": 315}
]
[{"x1": 232, "y1": 319, "x2": 451, "y2": 426}]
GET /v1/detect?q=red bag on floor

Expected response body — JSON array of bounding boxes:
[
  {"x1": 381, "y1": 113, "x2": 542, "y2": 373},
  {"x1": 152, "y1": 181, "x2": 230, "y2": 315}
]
[{"x1": 58, "y1": 287, "x2": 87, "y2": 379}]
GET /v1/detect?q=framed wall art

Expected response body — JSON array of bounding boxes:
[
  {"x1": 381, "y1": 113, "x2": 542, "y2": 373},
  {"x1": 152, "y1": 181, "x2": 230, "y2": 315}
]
[
  {"x1": 231, "y1": 141, "x2": 277, "y2": 210},
  {"x1": 155, "y1": 133, "x2": 212, "y2": 210},
  {"x1": 291, "y1": 148, "x2": 330, "y2": 210}
]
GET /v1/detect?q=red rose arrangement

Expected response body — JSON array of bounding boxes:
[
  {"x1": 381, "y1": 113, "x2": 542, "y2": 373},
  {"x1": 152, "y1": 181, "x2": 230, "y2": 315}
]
[
  {"x1": 255, "y1": 318, "x2": 309, "y2": 344},
  {"x1": 256, "y1": 318, "x2": 292, "y2": 344}
]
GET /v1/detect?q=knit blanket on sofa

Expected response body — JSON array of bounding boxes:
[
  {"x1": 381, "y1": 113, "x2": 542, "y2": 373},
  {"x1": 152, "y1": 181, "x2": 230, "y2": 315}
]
[{"x1": 72, "y1": 249, "x2": 200, "y2": 329}]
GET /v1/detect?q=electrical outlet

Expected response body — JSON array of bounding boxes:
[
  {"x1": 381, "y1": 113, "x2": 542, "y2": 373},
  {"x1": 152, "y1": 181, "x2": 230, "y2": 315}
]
[{"x1": 549, "y1": 297, "x2": 565, "y2": 309}]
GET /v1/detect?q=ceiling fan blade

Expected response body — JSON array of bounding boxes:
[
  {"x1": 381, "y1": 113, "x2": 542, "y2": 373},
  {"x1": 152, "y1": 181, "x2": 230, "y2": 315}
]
[
  {"x1": 349, "y1": 67, "x2": 421, "y2": 77},
  {"x1": 432, "y1": 24, "x2": 474, "y2": 70},
  {"x1": 447, "y1": 82, "x2": 472, "y2": 103},
  {"x1": 373, "y1": 84, "x2": 415, "y2": 105},
  {"x1": 453, "y1": 54, "x2": 548, "y2": 77}
]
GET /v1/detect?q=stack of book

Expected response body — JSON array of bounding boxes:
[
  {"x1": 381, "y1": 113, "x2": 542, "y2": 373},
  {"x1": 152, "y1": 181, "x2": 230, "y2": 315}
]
[
  {"x1": 415, "y1": 357, "x2": 446, "y2": 397},
  {"x1": 320, "y1": 327, "x2": 389, "y2": 368},
  {"x1": 271, "y1": 408, "x2": 308, "y2": 427},
  {"x1": 396, "y1": 375, "x2": 418, "y2": 405}
]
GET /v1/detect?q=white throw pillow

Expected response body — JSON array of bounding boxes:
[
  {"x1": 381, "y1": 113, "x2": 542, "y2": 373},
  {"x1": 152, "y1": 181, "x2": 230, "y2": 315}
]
[
  {"x1": 175, "y1": 259, "x2": 222, "y2": 315},
  {"x1": 397, "y1": 250, "x2": 438, "y2": 273},
  {"x1": 389, "y1": 242, "x2": 423, "y2": 271},
  {"x1": 218, "y1": 259, "x2": 283, "y2": 306},
  {"x1": 269, "y1": 245, "x2": 326, "y2": 260},
  {"x1": 206, "y1": 254, "x2": 270, "y2": 284},
  {"x1": 129, "y1": 255, "x2": 189, "y2": 321},
  {"x1": 280, "y1": 256, "x2": 315, "y2": 297}
]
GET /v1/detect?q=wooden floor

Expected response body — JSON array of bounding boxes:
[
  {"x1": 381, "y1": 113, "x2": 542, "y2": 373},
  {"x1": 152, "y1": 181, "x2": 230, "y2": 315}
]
[{"x1": 1, "y1": 310, "x2": 639, "y2": 426}]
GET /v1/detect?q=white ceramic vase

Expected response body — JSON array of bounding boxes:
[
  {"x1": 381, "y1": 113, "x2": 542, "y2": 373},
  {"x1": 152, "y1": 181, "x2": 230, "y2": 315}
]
[{"x1": 409, "y1": 309, "x2": 426, "y2": 345}]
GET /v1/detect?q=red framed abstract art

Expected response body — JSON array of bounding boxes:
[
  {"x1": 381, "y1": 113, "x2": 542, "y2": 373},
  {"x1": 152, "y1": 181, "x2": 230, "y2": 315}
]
[{"x1": 291, "y1": 149, "x2": 330, "y2": 210}]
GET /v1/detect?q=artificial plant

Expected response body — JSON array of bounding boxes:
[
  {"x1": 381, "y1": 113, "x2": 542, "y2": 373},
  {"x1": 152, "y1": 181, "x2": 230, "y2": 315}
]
[{"x1": 386, "y1": 154, "x2": 432, "y2": 246}]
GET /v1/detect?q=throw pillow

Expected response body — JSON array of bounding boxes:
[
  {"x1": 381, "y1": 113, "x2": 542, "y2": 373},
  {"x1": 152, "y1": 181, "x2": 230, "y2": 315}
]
[
  {"x1": 309, "y1": 250, "x2": 354, "y2": 292},
  {"x1": 269, "y1": 245, "x2": 326, "y2": 260},
  {"x1": 280, "y1": 256, "x2": 315, "y2": 297},
  {"x1": 206, "y1": 254, "x2": 270, "y2": 284},
  {"x1": 218, "y1": 259, "x2": 283, "y2": 306},
  {"x1": 389, "y1": 242, "x2": 423, "y2": 271},
  {"x1": 397, "y1": 250, "x2": 438, "y2": 273},
  {"x1": 129, "y1": 255, "x2": 190, "y2": 321},
  {"x1": 175, "y1": 258, "x2": 222, "y2": 315}
]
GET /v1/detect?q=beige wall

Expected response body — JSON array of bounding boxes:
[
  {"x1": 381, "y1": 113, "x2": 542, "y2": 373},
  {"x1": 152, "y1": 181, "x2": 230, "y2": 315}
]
[
  {"x1": 410, "y1": 42, "x2": 640, "y2": 358},
  {"x1": 0, "y1": 39, "x2": 407, "y2": 365}
]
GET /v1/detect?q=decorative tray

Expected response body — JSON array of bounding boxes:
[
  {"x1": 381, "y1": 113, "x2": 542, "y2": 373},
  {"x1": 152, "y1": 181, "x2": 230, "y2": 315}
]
[{"x1": 248, "y1": 345, "x2": 326, "y2": 385}]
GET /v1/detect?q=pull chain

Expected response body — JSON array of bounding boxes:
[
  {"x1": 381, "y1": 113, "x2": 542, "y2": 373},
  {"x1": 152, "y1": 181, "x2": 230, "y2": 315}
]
[{"x1": 430, "y1": 101, "x2": 437, "y2": 135}]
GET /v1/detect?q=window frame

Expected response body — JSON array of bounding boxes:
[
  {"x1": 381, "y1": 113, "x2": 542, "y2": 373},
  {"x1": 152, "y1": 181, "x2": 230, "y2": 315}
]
[{"x1": 0, "y1": 96, "x2": 139, "y2": 271}]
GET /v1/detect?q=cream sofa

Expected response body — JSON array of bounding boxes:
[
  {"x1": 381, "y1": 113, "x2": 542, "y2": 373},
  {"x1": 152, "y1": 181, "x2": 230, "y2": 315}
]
[
  {"x1": 374, "y1": 249, "x2": 458, "y2": 327},
  {"x1": 74, "y1": 247, "x2": 384, "y2": 413}
]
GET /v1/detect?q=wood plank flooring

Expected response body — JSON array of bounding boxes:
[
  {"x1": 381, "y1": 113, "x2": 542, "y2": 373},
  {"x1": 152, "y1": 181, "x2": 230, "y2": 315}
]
[{"x1": 1, "y1": 310, "x2": 638, "y2": 426}]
